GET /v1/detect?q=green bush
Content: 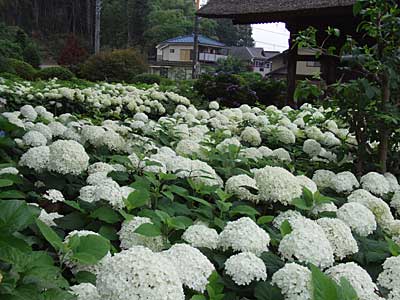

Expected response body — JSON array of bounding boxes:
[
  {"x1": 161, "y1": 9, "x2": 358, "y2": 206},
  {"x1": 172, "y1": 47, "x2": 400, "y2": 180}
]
[
  {"x1": 133, "y1": 73, "x2": 162, "y2": 85},
  {"x1": 36, "y1": 66, "x2": 75, "y2": 81},
  {"x1": 22, "y1": 42, "x2": 41, "y2": 68},
  {"x1": 7, "y1": 59, "x2": 36, "y2": 80},
  {"x1": 0, "y1": 39, "x2": 23, "y2": 60},
  {"x1": 250, "y1": 79, "x2": 286, "y2": 107},
  {"x1": 0, "y1": 55, "x2": 15, "y2": 74},
  {"x1": 80, "y1": 48, "x2": 147, "y2": 82}
]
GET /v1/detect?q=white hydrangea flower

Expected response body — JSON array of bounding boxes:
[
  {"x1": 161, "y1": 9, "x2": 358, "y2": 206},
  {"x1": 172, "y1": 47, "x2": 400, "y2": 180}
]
[
  {"x1": 272, "y1": 263, "x2": 312, "y2": 300},
  {"x1": 87, "y1": 162, "x2": 115, "y2": 175},
  {"x1": 225, "y1": 174, "x2": 259, "y2": 203},
  {"x1": 32, "y1": 123, "x2": 52, "y2": 141},
  {"x1": 48, "y1": 121, "x2": 67, "y2": 137},
  {"x1": 272, "y1": 210, "x2": 305, "y2": 229},
  {"x1": 322, "y1": 132, "x2": 341, "y2": 147},
  {"x1": 22, "y1": 130, "x2": 47, "y2": 147},
  {"x1": 316, "y1": 218, "x2": 358, "y2": 260},
  {"x1": 81, "y1": 125, "x2": 106, "y2": 146},
  {"x1": 312, "y1": 169, "x2": 336, "y2": 189},
  {"x1": 162, "y1": 244, "x2": 214, "y2": 292},
  {"x1": 240, "y1": 127, "x2": 262, "y2": 146},
  {"x1": 216, "y1": 137, "x2": 241, "y2": 152},
  {"x1": 254, "y1": 166, "x2": 302, "y2": 205},
  {"x1": 384, "y1": 172, "x2": 399, "y2": 193},
  {"x1": 360, "y1": 172, "x2": 390, "y2": 196},
  {"x1": 182, "y1": 224, "x2": 219, "y2": 249},
  {"x1": 276, "y1": 126, "x2": 296, "y2": 144},
  {"x1": 325, "y1": 263, "x2": 378, "y2": 300},
  {"x1": 331, "y1": 171, "x2": 359, "y2": 194},
  {"x1": 20, "y1": 105, "x2": 37, "y2": 121},
  {"x1": 337, "y1": 202, "x2": 376, "y2": 237},
  {"x1": 96, "y1": 246, "x2": 184, "y2": 300},
  {"x1": 19, "y1": 146, "x2": 50, "y2": 172},
  {"x1": 99, "y1": 130, "x2": 125, "y2": 152},
  {"x1": 70, "y1": 283, "x2": 100, "y2": 300},
  {"x1": 218, "y1": 217, "x2": 270, "y2": 255},
  {"x1": 175, "y1": 139, "x2": 203, "y2": 157},
  {"x1": 133, "y1": 112, "x2": 148, "y2": 123},
  {"x1": 348, "y1": 189, "x2": 394, "y2": 230},
  {"x1": 303, "y1": 139, "x2": 322, "y2": 157},
  {"x1": 93, "y1": 179, "x2": 125, "y2": 209},
  {"x1": 118, "y1": 217, "x2": 164, "y2": 252},
  {"x1": 305, "y1": 126, "x2": 324, "y2": 141},
  {"x1": 43, "y1": 189, "x2": 65, "y2": 203},
  {"x1": 38, "y1": 209, "x2": 63, "y2": 227},
  {"x1": 278, "y1": 218, "x2": 334, "y2": 269},
  {"x1": 377, "y1": 256, "x2": 400, "y2": 291},
  {"x1": 239, "y1": 147, "x2": 263, "y2": 161},
  {"x1": 224, "y1": 252, "x2": 267, "y2": 286},
  {"x1": 296, "y1": 175, "x2": 318, "y2": 193},
  {"x1": 48, "y1": 140, "x2": 89, "y2": 175},
  {"x1": 258, "y1": 146, "x2": 273, "y2": 158},
  {"x1": 209, "y1": 101, "x2": 219, "y2": 110},
  {"x1": 310, "y1": 202, "x2": 338, "y2": 216},
  {"x1": 271, "y1": 148, "x2": 292, "y2": 162}
]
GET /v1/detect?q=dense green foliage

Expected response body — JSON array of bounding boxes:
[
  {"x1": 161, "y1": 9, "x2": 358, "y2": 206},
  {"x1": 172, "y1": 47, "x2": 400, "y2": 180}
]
[
  {"x1": 80, "y1": 49, "x2": 148, "y2": 83},
  {"x1": 7, "y1": 59, "x2": 37, "y2": 81},
  {"x1": 133, "y1": 73, "x2": 162, "y2": 85},
  {"x1": 36, "y1": 67, "x2": 75, "y2": 81}
]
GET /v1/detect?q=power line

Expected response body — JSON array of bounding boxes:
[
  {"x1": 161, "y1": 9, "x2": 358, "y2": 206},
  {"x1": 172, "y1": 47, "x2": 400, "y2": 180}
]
[
  {"x1": 254, "y1": 40, "x2": 288, "y2": 48},
  {"x1": 252, "y1": 27, "x2": 290, "y2": 37}
]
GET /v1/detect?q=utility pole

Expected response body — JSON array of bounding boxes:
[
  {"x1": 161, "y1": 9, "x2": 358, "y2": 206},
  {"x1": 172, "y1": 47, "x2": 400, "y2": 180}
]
[
  {"x1": 94, "y1": 0, "x2": 102, "y2": 54},
  {"x1": 192, "y1": 0, "x2": 200, "y2": 79}
]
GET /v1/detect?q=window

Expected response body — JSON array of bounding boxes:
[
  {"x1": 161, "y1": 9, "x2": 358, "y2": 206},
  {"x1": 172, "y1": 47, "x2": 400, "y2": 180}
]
[
  {"x1": 265, "y1": 61, "x2": 272, "y2": 69},
  {"x1": 306, "y1": 61, "x2": 321, "y2": 67},
  {"x1": 180, "y1": 49, "x2": 191, "y2": 61},
  {"x1": 259, "y1": 68, "x2": 264, "y2": 72},
  {"x1": 170, "y1": 49, "x2": 175, "y2": 53}
]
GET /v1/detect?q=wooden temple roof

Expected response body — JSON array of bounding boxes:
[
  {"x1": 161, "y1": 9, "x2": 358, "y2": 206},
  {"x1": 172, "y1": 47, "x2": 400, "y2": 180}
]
[{"x1": 198, "y1": 0, "x2": 356, "y2": 24}]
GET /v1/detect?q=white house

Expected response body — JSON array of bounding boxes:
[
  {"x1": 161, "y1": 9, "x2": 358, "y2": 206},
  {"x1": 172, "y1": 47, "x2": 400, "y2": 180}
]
[
  {"x1": 229, "y1": 47, "x2": 279, "y2": 76},
  {"x1": 149, "y1": 34, "x2": 228, "y2": 80}
]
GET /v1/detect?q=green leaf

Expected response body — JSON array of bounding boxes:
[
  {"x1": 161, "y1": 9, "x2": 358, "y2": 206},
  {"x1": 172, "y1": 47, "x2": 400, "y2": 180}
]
[
  {"x1": 311, "y1": 264, "x2": 338, "y2": 300},
  {"x1": 280, "y1": 220, "x2": 292, "y2": 237},
  {"x1": 168, "y1": 216, "x2": 193, "y2": 230},
  {"x1": 338, "y1": 277, "x2": 358, "y2": 300},
  {"x1": 0, "y1": 200, "x2": 37, "y2": 233},
  {"x1": 99, "y1": 225, "x2": 119, "y2": 241},
  {"x1": 186, "y1": 195, "x2": 212, "y2": 207},
  {"x1": 134, "y1": 223, "x2": 161, "y2": 237},
  {"x1": 254, "y1": 281, "x2": 284, "y2": 300},
  {"x1": 64, "y1": 200, "x2": 84, "y2": 212},
  {"x1": 257, "y1": 216, "x2": 274, "y2": 225},
  {"x1": 216, "y1": 200, "x2": 232, "y2": 213},
  {"x1": 126, "y1": 189, "x2": 150, "y2": 210},
  {"x1": 386, "y1": 236, "x2": 400, "y2": 256},
  {"x1": 35, "y1": 219, "x2": 63, "y2": 251},
  {"x1": 155, "y1": 209, "x2": 170, "y2": 223},
  {"x1": 0, "y1": 179, "x2": 13, "y2": 187},
  {"x1": 0, "y1": 190, "x2": 25, "y2": 199},
  {"x1": 229, "y1": 205, "x2": 260, "y2": 217},
  {"x1": 75, "y1": 271, "x2": 96, "y2": 285},
  {"x1": 90, "y1": 207, "x2": 121, "y2": 224},
  {"x1": 69, "y1": 234, "x2": 110, "y2": 265},
  {"x1": 303, "y1": 187, "x2": 314, "y2": 207}
]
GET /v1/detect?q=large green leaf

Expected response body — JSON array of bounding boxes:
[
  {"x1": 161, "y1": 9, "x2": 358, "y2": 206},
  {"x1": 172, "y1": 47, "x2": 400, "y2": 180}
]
[
  {"x1": 0, "y1": 200, "x2": 36, "y2": 233},
  {"x1": 229, "y1": 205, "x2": 260, "y2": 217},
  {"x1": 280, "y1": 220, "x2": 292, "y2": 237},
  {"x1": 254, "y1": 281, "x2": 284, "y2": 300},
  {"x1": 126, "y1": 189, "x2": 150, "y2": 210},
  {"x1": 311, "y1": 264, "x2": 338, "y2": 300},
  {"x1": 0, "y1": 179, "x2": 13, "y2": 187},
  {"x1": 69, "y1": 234, "x2": 110, "y2": 265},
  {"x1": 35, "y1": 219, "x2": 63, "y2": 251},
  {"x1": 0, "y1": 190, "x2": 25, "y2": 199},
  {"x1": 134, "y1": 223, "x2": 161, "y2": 237},
  {"x1": 167, "y1": 216, "x2": 193, "y2": 230},
  {"x1": 90, "y1": 206, "x2": 121, "y2": 224}
]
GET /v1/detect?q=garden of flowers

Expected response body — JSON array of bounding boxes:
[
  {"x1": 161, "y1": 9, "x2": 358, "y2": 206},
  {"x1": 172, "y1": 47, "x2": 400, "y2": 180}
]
[{"x1": 1, "y1": 76, "x2": 400, "y2": 300}]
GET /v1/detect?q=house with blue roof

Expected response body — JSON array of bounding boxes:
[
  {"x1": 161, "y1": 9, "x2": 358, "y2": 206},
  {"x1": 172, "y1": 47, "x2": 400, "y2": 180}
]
[{"x1": 149, "y1": 34, "x2": 228, "y2": 80}]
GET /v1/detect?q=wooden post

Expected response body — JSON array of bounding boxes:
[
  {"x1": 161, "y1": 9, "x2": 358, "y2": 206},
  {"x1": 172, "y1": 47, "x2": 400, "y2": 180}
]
[
  {"x1": 286, "y1": 30, "x2": 298, "y2": 107},
  {"x1": 192, "y1": 0, "x2": 200, "y2": 79}
]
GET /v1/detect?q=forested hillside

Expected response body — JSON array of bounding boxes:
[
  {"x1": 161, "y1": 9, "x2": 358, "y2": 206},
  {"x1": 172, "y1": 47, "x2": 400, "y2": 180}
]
[{"x1": 0, "y1": 0, "x2": 254, "y2": 56}]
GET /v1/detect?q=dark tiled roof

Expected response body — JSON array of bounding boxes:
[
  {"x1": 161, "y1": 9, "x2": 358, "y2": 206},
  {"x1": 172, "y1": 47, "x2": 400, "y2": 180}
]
[
  {"x1": 198, "y1": 0, "x2": 356, "y2": 23},
  {"x1": 230, "y1": 47, "x2": 280, "y2": 60},
  {"x1": 159, "y1": 34, "x2": 225, "y2": 47}
]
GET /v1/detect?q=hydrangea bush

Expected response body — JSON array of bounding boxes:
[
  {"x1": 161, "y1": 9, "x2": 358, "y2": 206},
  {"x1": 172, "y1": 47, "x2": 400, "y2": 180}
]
[{"x1": 0, "y1": 77, "x2": 399, "y2": 300}]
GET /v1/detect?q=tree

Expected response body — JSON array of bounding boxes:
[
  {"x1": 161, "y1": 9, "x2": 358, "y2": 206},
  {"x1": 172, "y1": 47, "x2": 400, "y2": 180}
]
[{"x1": 94, "y1": 0, "x2": 102, "y2": 53}]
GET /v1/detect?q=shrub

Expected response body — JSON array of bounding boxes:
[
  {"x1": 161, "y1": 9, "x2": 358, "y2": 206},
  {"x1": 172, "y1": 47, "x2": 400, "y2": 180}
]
[
  {"x1": 250, "y1": 79, "x2": 286, "y2": 107},
  {"x1": 194, "y1": 72, "x2": 258, "y2": 107},
  {"x1": 133, "y1": 73, "x2": 162, "y2": 85},
  {"x1": 0, "y1": 39, "x2": 23, "y2": 60},
  {"x1": 58, "y1": 35, "x2": 88, "y2": 69},
  {"x1": 22, "y1": 42, "x2": 41, "y2": 68},
  {"x1": 36, "y1": 66, "x2": 75, "y2": 81},
  {"x1": 80, "y1": 48, "x2": 147, "y2": 82},
  {"x1": 7, "y1": 59, "x2": 36, "y2": 80},
  {"x1": 0, "y1": 55, "x2": 15, "y2": 74}
]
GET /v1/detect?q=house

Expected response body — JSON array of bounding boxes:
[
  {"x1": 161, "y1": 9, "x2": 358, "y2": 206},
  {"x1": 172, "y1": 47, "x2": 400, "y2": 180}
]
[
  {"x1": 149, "y1": 34, "x2": 228, "y2": 80},
  {"x1": 268, "y1": 48, "x2": 321, "y2": 80},
  {"x1": 229, "y1": 47, "x2": 279, "y2": 76},
  {"x1": 198, "y1": 0, "x2": 357, "y2": 105}
]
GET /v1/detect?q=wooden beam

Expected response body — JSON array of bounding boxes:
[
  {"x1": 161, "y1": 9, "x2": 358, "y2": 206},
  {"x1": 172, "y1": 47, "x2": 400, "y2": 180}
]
[{"x1": 286, "y1": 30, "x2": 298, "y2": 107}]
